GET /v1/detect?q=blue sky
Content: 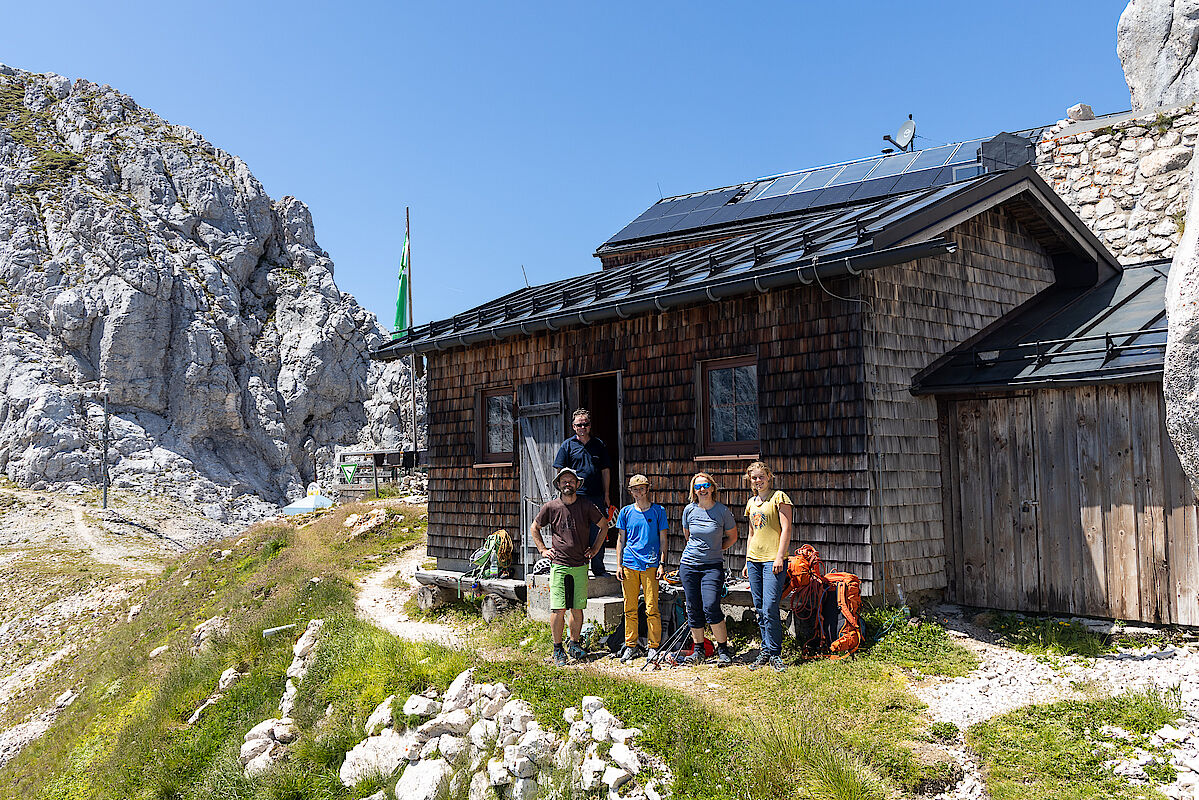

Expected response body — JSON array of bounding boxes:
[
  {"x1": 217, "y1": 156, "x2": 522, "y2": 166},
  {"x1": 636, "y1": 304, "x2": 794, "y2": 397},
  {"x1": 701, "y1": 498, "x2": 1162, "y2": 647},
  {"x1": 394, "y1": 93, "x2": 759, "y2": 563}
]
[{"x1": 2, "y1": 1, "x2": 1132, "y2": 329}]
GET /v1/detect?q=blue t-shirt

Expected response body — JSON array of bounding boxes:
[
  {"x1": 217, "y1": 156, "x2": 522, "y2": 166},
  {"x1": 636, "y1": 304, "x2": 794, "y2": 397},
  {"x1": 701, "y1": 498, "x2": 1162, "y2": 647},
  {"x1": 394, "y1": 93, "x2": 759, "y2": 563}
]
[
  {"x1": 680, "y1": 502, "x2": 736, "y2": 566},
  {"x1": 615, "y1": 503, "x2": 668, "y2": 570},
  {"x1": 552, "y1": 436, "x2": 610, "y2": 500}
]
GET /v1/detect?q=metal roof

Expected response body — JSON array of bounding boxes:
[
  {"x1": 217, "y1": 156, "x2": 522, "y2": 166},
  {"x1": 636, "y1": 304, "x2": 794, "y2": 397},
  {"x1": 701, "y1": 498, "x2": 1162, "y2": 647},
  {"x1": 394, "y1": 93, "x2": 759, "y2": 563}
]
[
  {"x1": 913, "y1": 260, "x2": 1169, "y2": 394},
  {"x1": 376, "y1": 167, "x2": 1117, "y2": 358},
  {"x1": 597, "y1": 111, "x2": 1142, "y2": 254}
]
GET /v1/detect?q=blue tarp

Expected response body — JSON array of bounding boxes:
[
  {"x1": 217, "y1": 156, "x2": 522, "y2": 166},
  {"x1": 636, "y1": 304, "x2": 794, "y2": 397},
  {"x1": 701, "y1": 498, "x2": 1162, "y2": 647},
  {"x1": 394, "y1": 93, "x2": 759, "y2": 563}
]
[{"x1": 281, "y1": 495, "x2": 333, "y2": 515}]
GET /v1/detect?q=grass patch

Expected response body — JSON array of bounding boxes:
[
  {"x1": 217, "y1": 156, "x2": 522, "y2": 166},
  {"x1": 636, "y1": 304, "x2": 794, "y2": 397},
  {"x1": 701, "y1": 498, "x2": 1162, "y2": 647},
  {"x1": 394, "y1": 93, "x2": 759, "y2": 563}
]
[
  {"x1": 968, "y1": 687, "x2": 1182, "y2": 800},
  {"x1": 860, "y1": 607, "x2": 979, "y2": 676},
  {"x1": 742, "y1": 718, "x2": 887, "y2": 800},
  {"x1": 974, "y1": 612, "x2": 1112, "y2": 658},
  {"x1": 0, "y1": 502, "x2": 433, "y2": 800}
]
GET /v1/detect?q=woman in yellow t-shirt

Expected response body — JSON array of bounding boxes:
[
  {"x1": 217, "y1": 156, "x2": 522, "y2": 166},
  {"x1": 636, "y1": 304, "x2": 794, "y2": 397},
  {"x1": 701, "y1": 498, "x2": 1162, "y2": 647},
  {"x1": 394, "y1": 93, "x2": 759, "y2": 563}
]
[{"x1": 740, "y1": 461, "x2": 793, "y2": 672}]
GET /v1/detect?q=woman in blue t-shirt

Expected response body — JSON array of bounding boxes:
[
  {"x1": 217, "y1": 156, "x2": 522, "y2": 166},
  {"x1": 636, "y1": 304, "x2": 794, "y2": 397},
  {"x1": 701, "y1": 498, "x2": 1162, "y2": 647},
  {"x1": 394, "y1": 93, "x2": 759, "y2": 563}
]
[{"x1": 678, "y1": 471, "x2": 738, "y2": 666}]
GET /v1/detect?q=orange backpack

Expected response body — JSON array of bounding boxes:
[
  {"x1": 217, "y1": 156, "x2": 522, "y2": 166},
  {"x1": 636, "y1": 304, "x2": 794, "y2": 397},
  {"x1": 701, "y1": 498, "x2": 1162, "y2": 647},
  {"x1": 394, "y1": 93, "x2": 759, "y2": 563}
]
[{"x1": 781, "y1": 546, "x2": 863, "y2": 659}]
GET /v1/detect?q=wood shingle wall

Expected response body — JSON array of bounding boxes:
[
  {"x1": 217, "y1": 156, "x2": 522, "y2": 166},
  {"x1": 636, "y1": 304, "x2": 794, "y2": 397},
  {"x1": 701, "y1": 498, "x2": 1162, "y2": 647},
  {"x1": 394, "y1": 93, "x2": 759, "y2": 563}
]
[
  {"x1": 425, "y1": 285, "x2": 876, "y2": 587},
  {"x1": 862, "y1": 208, "x2": 1057, "y2": 597}
]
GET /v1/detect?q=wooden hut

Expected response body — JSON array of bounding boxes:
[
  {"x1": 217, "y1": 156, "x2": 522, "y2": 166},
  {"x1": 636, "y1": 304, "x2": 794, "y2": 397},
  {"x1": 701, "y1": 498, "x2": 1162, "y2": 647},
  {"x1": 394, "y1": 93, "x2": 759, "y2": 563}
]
[
  {"x1": 375, "y1": 156, "x2": 1127, "y2": 605},
  {"x1": 914, "y1": 259, "x2": 1199, "y2": 625}
]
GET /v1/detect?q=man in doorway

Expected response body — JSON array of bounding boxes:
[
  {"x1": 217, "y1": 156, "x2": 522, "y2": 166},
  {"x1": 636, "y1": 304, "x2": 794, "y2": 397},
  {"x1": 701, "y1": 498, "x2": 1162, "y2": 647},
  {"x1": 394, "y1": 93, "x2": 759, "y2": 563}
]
[
  {"x1": 553, "y1": 408, "x2": 612, "y2": 576},
  {"x1": 530, "y1": 467, "x2": 609, "y2": 666}
]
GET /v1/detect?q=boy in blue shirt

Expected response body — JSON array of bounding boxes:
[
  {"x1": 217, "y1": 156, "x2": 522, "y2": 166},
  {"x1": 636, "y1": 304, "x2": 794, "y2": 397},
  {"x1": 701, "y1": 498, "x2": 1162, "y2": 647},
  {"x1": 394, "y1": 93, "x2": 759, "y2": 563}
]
[{"x1": 614, "y1": 474, "x2": 669, "y2": 663}]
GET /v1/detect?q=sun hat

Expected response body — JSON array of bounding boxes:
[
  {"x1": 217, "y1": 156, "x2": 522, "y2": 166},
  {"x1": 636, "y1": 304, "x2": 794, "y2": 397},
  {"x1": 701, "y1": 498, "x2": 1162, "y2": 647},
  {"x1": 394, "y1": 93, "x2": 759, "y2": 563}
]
[
  {"x1": 553, "y1": 466, "x2": 580, "y2": 487},
  {"x1": 627, "y1": 474, "x2": 650, "y2": 488}
]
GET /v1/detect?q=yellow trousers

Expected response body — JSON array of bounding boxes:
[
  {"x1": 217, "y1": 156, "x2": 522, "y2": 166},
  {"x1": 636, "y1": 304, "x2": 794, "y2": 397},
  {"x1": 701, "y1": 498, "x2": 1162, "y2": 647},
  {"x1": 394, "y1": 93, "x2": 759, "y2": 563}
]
[{"x1": 621, "y1": 567, "x2": 661, "y2": 649}]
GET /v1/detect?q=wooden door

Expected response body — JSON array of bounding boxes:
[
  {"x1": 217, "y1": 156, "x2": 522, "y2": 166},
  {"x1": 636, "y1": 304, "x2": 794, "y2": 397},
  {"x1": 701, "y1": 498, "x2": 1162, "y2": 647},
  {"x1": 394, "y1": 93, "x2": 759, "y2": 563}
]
[
  {"x1": 948, "y1": 396, "x2": 1042, "y2": 611},
  {"x1": 518, "y1": 379, "x2": 563, "y2": 578}
]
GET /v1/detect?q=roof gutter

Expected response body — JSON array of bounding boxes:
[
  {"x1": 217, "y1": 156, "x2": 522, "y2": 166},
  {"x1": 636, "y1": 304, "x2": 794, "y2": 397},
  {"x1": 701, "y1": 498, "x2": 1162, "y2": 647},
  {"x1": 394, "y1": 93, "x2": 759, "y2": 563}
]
[{"x1": 376, "y1": 238, "x2": 957, "y2": 358}]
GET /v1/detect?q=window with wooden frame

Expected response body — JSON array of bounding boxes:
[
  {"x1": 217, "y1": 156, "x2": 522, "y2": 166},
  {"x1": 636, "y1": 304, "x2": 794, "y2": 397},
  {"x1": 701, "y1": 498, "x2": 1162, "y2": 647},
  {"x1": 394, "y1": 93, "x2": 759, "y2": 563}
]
[
  {"x1": 476, "y1": 387, "x2": 514, "y2": 464},
  {"x1": 699, "y1": 355, "x2": 760, "y2": 455}
]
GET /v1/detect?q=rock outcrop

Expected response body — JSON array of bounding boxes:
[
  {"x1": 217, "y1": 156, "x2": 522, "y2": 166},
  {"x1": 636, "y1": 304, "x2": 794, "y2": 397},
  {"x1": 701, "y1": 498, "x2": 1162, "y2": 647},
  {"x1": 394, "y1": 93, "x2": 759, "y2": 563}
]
[
  {"x1": 0, "y1": 64, "x2": 419, "y2": 522},
  {"x1": 1118, "y1": 1, "x2": 1199, "y2": 489},
  {"x1": 1118, "y1": 0, "x2": 1199, "y2": 112}
]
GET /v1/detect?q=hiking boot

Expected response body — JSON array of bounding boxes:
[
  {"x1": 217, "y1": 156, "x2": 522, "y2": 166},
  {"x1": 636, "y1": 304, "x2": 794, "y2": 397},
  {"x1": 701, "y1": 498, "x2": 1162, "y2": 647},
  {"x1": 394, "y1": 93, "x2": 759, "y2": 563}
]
[
  {"x1": 620, "y1": 645, "x2": 642, "y2": 663},
  {"x1": 716, "y1": 644, "x2": 733, "y2": 667},
  {"x1": 553, "y1": 646, "x2": 568, "y2": 667},
  {"x1": 747, "y1": 652, "x2": 770, "y2": 671},
  {"x1": 681, "y1": 648, "x2": 706, "y2": 666},
  {"x1": 770, "y1": 655, "x2": 787, "y2": 673},
  {"x1": 646, "y1": 648, "x2": 659, "y2": 662},
  {"x1": 566, "y1": 640, "x2": 588, "y2": 661}
]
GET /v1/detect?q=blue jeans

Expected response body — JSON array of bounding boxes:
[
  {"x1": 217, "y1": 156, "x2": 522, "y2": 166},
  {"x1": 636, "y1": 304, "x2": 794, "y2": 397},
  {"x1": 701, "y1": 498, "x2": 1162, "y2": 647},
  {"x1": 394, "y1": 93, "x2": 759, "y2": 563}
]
[
  {"x1": 678, "y1": 561, "x2": 725, "y2": 629},
  {"x1": 746, "y1": 559, "x2": 786, "y2": 657},
  {"x1": 582, "y1": 494, "x2": 608, "y2": 575}
]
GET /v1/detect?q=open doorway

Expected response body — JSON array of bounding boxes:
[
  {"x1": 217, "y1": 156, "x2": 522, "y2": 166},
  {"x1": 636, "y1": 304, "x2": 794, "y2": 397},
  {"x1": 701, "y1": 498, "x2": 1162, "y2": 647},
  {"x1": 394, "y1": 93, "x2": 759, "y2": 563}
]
[{"x1": 571, "y1": 373, "x2": 623, "y2": 533}]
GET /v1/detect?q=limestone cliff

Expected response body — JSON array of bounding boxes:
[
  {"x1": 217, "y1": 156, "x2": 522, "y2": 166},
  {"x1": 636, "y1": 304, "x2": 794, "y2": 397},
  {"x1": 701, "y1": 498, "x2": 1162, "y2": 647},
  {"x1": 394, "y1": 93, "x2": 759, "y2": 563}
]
[
  {"x1": 0, "y1": 65, "x2": 418, "y2": 522},
  {"x1": 1118, "y1": 0, "x2": 1199, "y2": 491}
]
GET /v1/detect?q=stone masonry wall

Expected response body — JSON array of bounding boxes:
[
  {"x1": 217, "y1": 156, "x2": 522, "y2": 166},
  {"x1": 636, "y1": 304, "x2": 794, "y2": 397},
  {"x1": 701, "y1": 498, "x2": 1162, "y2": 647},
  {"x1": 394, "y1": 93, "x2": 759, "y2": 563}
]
[{"x1": 1034, "y1": 104, "x2": 1198, "y2": 264}]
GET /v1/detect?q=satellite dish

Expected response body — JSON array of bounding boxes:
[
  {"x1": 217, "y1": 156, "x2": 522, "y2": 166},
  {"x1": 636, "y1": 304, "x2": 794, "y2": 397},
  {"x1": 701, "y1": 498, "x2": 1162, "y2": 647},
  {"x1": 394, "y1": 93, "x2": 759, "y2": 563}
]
[{"x1": 883, "y1": 114, "x2": 917, "y2": 153}]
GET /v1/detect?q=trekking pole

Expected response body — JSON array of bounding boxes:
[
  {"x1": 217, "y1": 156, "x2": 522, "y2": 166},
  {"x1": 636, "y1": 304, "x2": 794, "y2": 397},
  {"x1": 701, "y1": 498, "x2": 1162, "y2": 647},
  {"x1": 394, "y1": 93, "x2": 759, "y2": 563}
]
[{"x1": 643, "y1": 620, "x2": 689, "y2": 671}]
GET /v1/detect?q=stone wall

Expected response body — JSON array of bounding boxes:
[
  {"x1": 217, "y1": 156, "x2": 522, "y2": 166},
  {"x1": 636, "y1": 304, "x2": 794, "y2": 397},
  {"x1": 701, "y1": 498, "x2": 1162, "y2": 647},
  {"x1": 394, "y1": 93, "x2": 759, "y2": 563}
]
[{"x1": 1034, "y1": 104, "x2": 1197, "y2": 264}]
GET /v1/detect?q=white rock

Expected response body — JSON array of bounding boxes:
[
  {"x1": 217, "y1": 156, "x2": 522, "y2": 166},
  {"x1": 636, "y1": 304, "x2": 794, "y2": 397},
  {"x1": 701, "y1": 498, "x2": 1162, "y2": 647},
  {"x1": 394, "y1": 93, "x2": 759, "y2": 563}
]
[
  {"x1": 365, "y1": 695, "x2": 396, "y2": 736},
  {"x1": 243, "y1": 743, "x2": 278, "y2": 778},
  {"x1": 417, "y1": 708, "x2": 474, "y2": 738},
  {"x1": 403, "y1": 694, "x2": 442, "y2": 717},
  {"x1": 439, "y1": 734, "x2": 467, "y2": 763},
  {"x1": 217, "y1": 667, "x2": 242, "y2": 691},
  {"x1": 240, "y1": 736, "x2": 273, "y2": 764},
  {"x1": 338, "y1": 728, "x2": 413, "y2": 787},
  {"x1": 564, "y1": 707, "x2": 580, "y2": 724},
  {"x1": 582, "y1": 696, "x2": 604, "y2": 721},
  {"x1": 610, "y1": 742, "x2": 641, "y2": 775},
  {"x1": 293, "y1": 619, "x2": 324, "y2": 660},
  {"x1": 272, "y1": 719, "x2": 296, "y2": 743},
  {"x1": 394, "y1": 758, "x2": 451, "y2": 800},
  {"x1": 1119, "y1": 0, "x2": 1199, "y2": 109},
  {"x1": 487, "y1": 758, "x2": 512, "y2": 786},
  {"x1": 469, "y1": 771, "x2": 490, "y2": 800},
  {"x1": 1067, "y1": 103, "x2": 1095, "y2": 122},
  {"x1": 477, "y1": 693, "x2": 506, "y2": 719},
  {"x1": 443, "y1": 668, "x2": 475, "y2": 712},
  {"x1": 420, "y1": 737, "x2": 441, "y2": 759},
  {"x1": 468, "y1": 718, "x2": 499, "y2": 750},
  {"x1": 568, "y1": 721, "x2": 591, "y2": 742},
  {"x1": 581, "y1": 756, "x2": 607, "y2": 790},
  {"x1": 511, "y1": 776, "x2": 539, "y2": 800},
  {"x1": 245, "y1": 719, "x2": 277, "y2": 741},
  {"x1": 149, "y1": 645, "x2": 169, "y2": 658},
  {"x1": 516, "y1": 729, "x2": 554, "y2": 765},
  {"x1": 603, "y1": 765, "x2": 632, "y2": 789}
]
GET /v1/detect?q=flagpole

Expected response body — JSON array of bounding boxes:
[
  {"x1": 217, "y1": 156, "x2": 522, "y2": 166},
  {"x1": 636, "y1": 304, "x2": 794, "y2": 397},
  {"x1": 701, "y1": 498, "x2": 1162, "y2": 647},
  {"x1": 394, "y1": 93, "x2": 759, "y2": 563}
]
[{"x1": 407, "y1": 207, "x2": 419, "y2": 453}]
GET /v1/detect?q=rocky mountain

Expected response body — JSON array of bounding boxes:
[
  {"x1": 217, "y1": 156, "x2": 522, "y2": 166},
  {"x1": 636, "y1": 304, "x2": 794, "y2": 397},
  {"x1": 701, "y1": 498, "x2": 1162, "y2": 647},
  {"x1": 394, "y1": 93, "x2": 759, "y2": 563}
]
[
  {"x1": 0, "y1": 64, "x2": 418, "y2": 523},
  {"x1": 1118, "y1": 0, "x2": 1199, "y2": 490}
]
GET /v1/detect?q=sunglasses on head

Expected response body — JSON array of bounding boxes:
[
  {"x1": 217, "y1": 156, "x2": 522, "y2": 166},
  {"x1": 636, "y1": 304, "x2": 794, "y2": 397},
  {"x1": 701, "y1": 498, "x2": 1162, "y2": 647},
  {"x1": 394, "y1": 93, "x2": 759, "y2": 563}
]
[{"x1": 694, "y1": 482, "x2": 712, "y2": 490}]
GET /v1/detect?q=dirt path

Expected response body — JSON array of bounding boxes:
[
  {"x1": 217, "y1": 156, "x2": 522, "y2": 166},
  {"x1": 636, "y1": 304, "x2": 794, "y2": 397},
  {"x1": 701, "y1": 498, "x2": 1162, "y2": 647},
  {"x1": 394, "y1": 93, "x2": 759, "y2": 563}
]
[{"x1": 355, "y1": 544, "x2": 462, "y2": 647}]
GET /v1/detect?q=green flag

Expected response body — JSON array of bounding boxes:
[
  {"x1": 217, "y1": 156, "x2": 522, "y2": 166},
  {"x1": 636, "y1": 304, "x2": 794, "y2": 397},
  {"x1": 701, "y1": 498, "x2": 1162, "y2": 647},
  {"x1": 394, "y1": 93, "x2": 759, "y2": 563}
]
[{"x1": 392, "y1": 231, "x2": 411, "y2": 339}]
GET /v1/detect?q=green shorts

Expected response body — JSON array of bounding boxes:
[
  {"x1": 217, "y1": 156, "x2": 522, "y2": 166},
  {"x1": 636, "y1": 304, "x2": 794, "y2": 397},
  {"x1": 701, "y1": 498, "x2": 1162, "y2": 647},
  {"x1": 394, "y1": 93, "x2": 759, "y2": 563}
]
[{"x1": 550, "y1": 564, "x2": 588, "y2": 610}]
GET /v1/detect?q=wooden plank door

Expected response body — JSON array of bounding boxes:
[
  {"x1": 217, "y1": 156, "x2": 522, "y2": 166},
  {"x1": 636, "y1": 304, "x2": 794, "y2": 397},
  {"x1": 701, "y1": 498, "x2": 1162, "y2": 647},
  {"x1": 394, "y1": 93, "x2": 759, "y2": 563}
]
[
  {"x1": 948, "y1": 396, "x2": 1041, "y2": 611},
  {"x1": 518, "y1": 379, "x2": 563, "y2": 578}
]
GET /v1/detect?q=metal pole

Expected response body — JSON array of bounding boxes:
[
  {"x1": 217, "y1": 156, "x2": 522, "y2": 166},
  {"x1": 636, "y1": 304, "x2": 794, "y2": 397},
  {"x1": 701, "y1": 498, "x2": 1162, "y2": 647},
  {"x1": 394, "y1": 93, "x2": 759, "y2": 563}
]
[
  {"x1": 407, "y1": 206, "x2": 418, "y2": 452},
  {"x1": 101, "y1": 392, "x2": 109, "y2": 509}
]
